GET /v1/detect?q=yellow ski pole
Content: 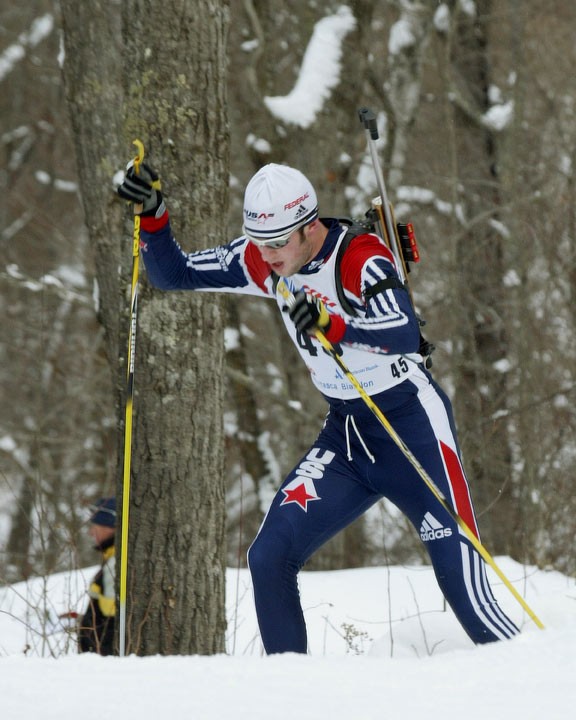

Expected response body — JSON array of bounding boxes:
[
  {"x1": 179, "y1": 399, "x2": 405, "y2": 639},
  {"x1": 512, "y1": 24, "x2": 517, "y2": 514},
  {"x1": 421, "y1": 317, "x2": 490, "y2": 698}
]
[
  {"x1": 278, "y1": 279, "x2": 545, "y2": 631},
  {"x1": 119, "y1": 139, "x2": 145, "y2": 657}
]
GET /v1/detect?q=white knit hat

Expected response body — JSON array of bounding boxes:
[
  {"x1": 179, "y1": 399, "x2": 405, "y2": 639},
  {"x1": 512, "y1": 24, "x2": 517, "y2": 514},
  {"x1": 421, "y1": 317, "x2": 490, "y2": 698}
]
[{"x1": 242, "y1": 164, "x2": 318, "y2": 244}]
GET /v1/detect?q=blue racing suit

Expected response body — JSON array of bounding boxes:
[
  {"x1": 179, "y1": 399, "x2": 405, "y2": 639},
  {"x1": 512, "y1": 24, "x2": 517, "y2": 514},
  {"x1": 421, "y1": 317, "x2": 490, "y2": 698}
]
[{"x1": 139, "y1": 210, "x2": 520, "y2": 653}]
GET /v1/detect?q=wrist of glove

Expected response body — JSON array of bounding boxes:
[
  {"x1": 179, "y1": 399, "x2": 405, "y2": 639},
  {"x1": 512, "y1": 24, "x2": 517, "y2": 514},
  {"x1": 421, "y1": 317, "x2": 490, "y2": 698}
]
[
  {"x1": 288, "y1": 290, "x2": 331, "y2": 334},
  {"x1": 117, "y1": 161, "x2": 164, "y2": 217}
]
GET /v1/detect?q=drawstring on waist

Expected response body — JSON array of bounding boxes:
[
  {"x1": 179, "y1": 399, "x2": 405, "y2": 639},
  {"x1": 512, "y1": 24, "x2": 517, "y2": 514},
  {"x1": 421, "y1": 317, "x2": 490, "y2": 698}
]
[{"x1": 345, "y1": 415, "x2": 376, "y2": 463}]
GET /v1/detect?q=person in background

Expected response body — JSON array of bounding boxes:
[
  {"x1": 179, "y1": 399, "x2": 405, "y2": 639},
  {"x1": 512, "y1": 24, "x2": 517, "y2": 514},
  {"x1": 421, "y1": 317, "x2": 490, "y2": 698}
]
[{"x1": 78, "y1": 497, "x2": 116, "y2": 655}]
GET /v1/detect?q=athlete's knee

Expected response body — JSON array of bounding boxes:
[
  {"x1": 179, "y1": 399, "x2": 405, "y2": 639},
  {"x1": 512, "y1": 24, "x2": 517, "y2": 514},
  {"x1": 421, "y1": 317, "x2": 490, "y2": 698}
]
[
  {"x1": 247, "y1": 521, "x2": 297, "y2": 586},
  {"x1": 246, "y1": 535, "x2": 271, "y2": 583}
]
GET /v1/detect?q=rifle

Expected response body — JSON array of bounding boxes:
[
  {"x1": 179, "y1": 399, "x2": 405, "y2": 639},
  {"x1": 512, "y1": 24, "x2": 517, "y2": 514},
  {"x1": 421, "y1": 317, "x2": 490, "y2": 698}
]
[{"x1": 357, "y1": 106, "x2": 435, "y2": 367}]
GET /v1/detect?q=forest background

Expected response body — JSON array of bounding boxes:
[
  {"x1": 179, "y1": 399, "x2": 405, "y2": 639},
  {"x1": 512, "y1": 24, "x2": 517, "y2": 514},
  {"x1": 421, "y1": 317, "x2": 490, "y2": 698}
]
[{"x1": 1, "y1": 0, "x2": 574, "y2": 655}]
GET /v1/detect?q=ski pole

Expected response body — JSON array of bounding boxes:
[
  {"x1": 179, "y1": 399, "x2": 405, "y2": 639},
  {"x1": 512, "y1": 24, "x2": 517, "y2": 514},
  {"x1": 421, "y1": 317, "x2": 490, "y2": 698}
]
[
  {"x1": 118, "y1": 138, "x2": 145, "y2": 657},
  {"x1": 278, "y1": 278, "x2": 545, "y2": 631}
]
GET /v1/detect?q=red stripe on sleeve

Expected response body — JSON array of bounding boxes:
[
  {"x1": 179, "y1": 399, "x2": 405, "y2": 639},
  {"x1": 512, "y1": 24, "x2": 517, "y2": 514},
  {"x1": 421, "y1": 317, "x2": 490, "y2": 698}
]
[
  {"x1": 340, "y1": 234, "x2": 397, "y2": 300},
  {"x1": 244, "y1": 241, "x2": 273, "y2": 295},
  {"x1": 440, "y1": 441, "x2": 479, "y2": 539}
]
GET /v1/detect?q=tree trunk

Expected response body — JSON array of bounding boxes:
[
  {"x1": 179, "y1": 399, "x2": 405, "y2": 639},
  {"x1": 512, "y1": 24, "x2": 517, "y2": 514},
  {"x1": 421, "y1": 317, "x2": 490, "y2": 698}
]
[
  {"x1": 445, "y1": 0, "x2": 515, "y2": 553},
  {"x1": 60, "y1": 0, "x2": 229, "y2": 654}
]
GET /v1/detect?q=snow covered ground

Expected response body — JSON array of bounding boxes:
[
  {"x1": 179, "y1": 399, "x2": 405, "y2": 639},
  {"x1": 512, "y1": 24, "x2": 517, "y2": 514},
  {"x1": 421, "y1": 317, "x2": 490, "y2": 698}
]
[{"x1": 0, "y1": 558, "x2": 574, "y2": 719}]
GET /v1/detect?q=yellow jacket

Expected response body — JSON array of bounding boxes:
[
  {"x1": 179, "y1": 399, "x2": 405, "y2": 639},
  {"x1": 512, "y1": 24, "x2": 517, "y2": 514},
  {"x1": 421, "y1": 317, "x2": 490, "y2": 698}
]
[{"x1": 88, "y1": 545, "x2": 116, "y2": 617}]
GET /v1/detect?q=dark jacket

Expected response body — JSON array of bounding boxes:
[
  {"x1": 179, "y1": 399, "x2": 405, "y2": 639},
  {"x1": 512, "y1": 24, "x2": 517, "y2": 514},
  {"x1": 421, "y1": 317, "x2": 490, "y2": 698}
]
[{"x1": 78, "y1": 538, "x2": 116, "y2": 655}]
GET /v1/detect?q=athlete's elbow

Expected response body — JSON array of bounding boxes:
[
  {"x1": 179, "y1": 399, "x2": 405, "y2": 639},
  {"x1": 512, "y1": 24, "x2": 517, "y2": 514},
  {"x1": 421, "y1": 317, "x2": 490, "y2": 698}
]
[
  {"x1": 146, "y1": 272, "x2": 178, "y2": 291},
  {"x1": 404, "y1": 317, "x2": 421, "y2": 352}
]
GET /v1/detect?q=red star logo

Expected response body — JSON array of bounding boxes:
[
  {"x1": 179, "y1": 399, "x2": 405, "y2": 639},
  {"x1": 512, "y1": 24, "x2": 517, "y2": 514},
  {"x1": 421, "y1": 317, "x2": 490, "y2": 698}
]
[{"x1": 280, "y1": 480, "x2": 320, "y2": 512}]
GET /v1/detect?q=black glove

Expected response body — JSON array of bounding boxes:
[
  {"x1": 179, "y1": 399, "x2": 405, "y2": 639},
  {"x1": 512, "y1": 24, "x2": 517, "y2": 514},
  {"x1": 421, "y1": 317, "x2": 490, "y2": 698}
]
[
  {"x1": 288, "y1": 290, "x2": 331, "y2": 334},
  {"x1": 117, "y1": 162, "x2": 163, "y2": 217}
]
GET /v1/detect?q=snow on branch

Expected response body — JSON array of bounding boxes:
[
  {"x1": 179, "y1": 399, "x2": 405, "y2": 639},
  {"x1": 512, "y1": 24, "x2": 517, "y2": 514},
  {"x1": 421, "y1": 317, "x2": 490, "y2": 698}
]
[
  {"x1": 1, "y1": 264, "x2": 89, "y2": 305},
  {"x1": 449, "y1": 85, "x2": 515, "y2": 132},
  {"x1": 433, "y1": 4, "x2": 451, "y2": 34},
  {"x1": 0, "y1": 435, "x2": 31, "y2": 473},
  {"x1": 481, "y1": 100, "x2": 514, "y2": 131},
  {"x1": 1, "y1": 212, "x2": 33, "y2": 242},
  {"x1": 396, "y1": 185, "x2": 466, "y2": 224},
  {"x1": 389, "y1": 17, "x2": 416, "y2": 55},
  {"x1": 264, "y1": 6, "x2": 356, "y2": 129},
  {"x1": 0, "y1": 14, "x2": 54, "y2": 83},
  {"x1": 35, "y1": 171, "x2": 78, "y2": 193}
]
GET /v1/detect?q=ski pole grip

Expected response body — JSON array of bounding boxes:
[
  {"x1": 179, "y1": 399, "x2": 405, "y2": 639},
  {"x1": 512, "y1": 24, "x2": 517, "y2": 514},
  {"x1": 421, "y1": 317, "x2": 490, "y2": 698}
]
[
  {"x1": 132, "y1": 139, "x2": 145, "y2": 215},
  {"x1": 358, "y1": 107, "x2": 379, "y2": 140}
]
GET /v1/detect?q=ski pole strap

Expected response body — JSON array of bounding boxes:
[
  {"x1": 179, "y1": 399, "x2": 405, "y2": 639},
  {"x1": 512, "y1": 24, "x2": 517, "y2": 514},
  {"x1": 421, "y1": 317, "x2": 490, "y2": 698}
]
[
  {"x1": 363, "y1": 277, "x2": 407, "y2": 301},
  {"x1": 361, "y1": 276, "x2": 435, "y2": 368},
  {"x1": 131, "y1": 139, "x2": 146, "y2": 217},
  {"x1": 332, "y1": 225, "x2": 435, "y2": 367},
  {"x1": 334, "y1": 228, "x2": 409, "y2": 313},
  {"x1": 133, "y1": 139, "x2": 144, "y2": 174}
]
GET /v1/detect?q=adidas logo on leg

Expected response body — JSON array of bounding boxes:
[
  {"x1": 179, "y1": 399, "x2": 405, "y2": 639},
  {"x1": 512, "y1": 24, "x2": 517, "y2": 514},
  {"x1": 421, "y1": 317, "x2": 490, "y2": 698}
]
[{"x1": 420, "y1": 511, "x2": 452, "y2": 542}]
